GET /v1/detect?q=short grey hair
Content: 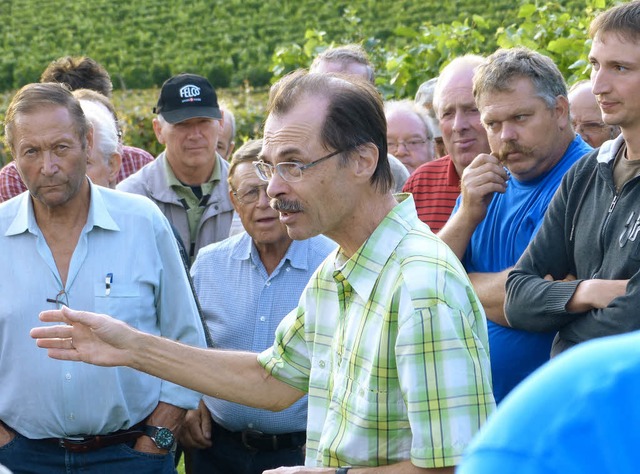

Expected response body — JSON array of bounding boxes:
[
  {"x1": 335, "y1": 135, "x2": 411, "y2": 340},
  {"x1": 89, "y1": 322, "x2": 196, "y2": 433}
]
[
  {"x1": 384, "y1": 99, "x2": 434, "y2": 140},
  {"x1": 310, "y1": 44, "x2": 375, "y2": 84},
  {"x1": 473, "y1": 48, "x2": 567, "y2": 109}
]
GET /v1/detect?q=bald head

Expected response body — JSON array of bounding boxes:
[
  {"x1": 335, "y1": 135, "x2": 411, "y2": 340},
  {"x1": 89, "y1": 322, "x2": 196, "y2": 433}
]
[{"x1": 569, "y1": 80, "x2": 620, "y2": 147}]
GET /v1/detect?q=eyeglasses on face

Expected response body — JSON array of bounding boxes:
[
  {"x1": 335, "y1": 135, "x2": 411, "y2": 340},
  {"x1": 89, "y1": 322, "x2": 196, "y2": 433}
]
[
  {"x1": 387, "y1": 139, "x2": 428, "y2": 153},
  {"x1": 232, "y1": 183, "x2": 268, "y2": 204},
  {"x1": 574, "y1": 121, "x2": 608, "y2": 134},
  {"x1": 253, "y1": 148, "x2": 345, "y2": 183}
]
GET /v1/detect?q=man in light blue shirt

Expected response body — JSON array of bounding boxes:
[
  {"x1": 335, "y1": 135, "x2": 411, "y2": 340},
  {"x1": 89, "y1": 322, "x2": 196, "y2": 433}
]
[
  {"x1": 180, "y1": 139, "x2": 335, "y2": 474},
  {"x1": 0, "y1": 83, "x2": 206, "y2": 473}
]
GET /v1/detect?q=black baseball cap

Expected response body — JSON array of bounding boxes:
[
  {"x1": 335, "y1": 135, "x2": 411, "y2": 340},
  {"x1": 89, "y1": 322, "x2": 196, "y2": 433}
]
[{"x1": 153, "y1": 73, "x2": 222, "y2": 124}]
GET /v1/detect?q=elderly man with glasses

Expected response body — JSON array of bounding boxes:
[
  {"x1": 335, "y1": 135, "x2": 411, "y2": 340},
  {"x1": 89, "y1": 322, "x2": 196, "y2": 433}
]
[
  {"x1": 384, "y1": 99, "x2": 435, "y2": 174},
  {"x1": 568, "y1": 79, "x2": 621, "y2": 148},
  {"x1": 33, "y1": 70, "x2": 495, "y2": 473},
  {"x1": 179, "y1": 139, "x2": 335, "y2": 474}
]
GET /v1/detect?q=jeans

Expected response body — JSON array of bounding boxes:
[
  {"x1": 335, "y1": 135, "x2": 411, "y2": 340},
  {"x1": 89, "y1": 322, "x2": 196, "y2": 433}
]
[
  {"x1": 189, "y1": 432, "x2": 304, "y2": 474},
  {"x1": 0, "y1": 433, "x2": 176, "y2": 474}
]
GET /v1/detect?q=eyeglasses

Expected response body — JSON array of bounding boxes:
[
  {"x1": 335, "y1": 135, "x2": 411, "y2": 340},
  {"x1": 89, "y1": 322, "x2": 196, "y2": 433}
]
[
  {"x1": 46, "y1": 289, "x2": 69, "y2": 309},
  {"x1": 233, "y1": 183, "x2": 268, "y2": 204},
  {"x1": 574, "y1": 122, "x2": 609, "y2": 135},
  {"x1": 253, "y1": 148, "x2": 345, "y2": 183},
  {"x1": 387, "y1": 139, "x2": 428, "y2": 153}
]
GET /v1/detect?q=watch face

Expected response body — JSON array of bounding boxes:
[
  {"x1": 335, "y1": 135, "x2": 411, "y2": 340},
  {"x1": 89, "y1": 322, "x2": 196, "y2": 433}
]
[{"x1": 154, "y1": 427, "x2": 175, "y2": 449}]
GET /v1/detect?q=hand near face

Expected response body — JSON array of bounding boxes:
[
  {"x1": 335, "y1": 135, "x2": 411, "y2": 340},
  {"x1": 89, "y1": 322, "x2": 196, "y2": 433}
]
[
  {"x1": 458, "y1": 153, "x2": 509, "y2": 226},
  {"x1": 30, "y1": 306, "x2": 137, "y2": 367}
]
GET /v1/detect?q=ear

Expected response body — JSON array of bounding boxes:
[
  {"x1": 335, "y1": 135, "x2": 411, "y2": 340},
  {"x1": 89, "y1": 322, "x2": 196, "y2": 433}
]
[
  {"x1": 152, "y1": 118, "x2": 166, "y2": 145},
  {"x1": 351, "y1": 142, "x2": 379, "y2": 183},
  {"x1": 229, "y1": 188, "x2": 241, "y2": 213},
  {"x1": 554, "y1": 95, "x2": 571, "y2": 130},
  {"x1": 108, "y1": 152, "x2": 122, "y2": 188}
]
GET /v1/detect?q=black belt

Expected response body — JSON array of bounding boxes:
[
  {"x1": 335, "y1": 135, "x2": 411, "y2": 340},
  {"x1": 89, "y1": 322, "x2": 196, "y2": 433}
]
[
  {"x1": 213, "y1": 421, "x2": 305, "y2": 452},
  {"x1": 42, "y1": 423, "x2": 145, "y2": 453}
]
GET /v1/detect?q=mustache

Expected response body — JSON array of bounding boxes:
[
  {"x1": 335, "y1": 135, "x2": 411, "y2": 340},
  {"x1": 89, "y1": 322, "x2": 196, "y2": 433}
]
[
  {"x1": 271, "y1": 198, "x2": 303, "y2": 213},
  {"x1": 497, "y1": 143, "x2": 534, "y2": 162}
]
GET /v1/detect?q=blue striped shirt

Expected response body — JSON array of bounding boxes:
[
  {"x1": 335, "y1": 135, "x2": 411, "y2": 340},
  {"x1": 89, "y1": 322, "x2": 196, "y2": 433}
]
[{"x1": 192, "y1": 232, "x2": 336, "y2": 433}]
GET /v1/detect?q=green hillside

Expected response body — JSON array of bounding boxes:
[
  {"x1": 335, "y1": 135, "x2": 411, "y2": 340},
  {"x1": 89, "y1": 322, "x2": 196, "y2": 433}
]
[
  {"x1": 0, "y1": 0, "x2": 615, "y2": 91},
  {"x1": 0, "y1": 0, "x2": 619, "y2": 165}
]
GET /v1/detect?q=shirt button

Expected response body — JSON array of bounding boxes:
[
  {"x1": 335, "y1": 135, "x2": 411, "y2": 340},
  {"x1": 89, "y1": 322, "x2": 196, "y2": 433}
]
[
  {"x1": 259, "y1": 316, "x2": 266, "y2": 322},
  {"x1": 65, "y1": 373, "x2": 72, "y2": 381},
  {"x1": 68, "y1": 413, "x2": 75, "y2": 421},
  {"x1": 319, "y1": 360, "x2": 325, "y2": 368},
  {"x1": 265, "y1": 281, "x2": 271, "y2": 287},
  {"x1": 285, "y1": 267, "x2": 291, "y2": 272}
]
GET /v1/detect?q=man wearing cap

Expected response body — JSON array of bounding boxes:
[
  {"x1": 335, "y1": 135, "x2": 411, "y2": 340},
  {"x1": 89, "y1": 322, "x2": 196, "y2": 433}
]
[{"x1": 118, "y1": 73, "x2": 234, "y2": 262}]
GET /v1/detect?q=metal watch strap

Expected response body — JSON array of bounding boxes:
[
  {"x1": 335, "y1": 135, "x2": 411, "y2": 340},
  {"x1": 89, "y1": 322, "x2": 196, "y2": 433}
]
[{"x1": 336, "y1": 468, "x2": 352, "y2": 474}]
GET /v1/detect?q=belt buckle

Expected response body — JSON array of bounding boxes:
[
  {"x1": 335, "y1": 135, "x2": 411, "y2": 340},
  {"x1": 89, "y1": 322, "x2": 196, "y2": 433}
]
[
  {"x1": 241, "y1": 429, "x2": 274, "y2": 451},
  {"x1": 59, "y1": 436, "x2": 91, "y2": 450}
]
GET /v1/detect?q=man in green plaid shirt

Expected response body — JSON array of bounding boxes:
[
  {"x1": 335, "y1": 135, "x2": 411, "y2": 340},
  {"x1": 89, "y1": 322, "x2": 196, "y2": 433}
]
[{"x1": 32, "y1": 70, "x2": 495, "y2": 473}]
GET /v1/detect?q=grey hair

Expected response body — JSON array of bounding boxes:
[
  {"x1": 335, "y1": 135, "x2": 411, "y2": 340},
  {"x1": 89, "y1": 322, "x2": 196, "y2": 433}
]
[
  {"x1": 473, "y1": 48, "x2": 567, "y2": 109},
  {"x1": 384, "y1": 99, "x2": 434, "y2": 140}
]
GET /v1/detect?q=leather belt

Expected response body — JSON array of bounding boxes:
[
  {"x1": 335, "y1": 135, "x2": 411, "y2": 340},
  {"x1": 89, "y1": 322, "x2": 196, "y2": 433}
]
[
  {"x1": 43, "y1": 423, "x2": 145, "y2": 453},
  {"x1": 213, "y1": 421, "x2": 305, "y2": 452}
]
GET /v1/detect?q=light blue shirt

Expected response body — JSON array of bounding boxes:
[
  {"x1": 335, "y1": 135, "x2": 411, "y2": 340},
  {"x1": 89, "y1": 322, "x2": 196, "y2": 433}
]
[
  {"x1": 192, "y1": 231, "x2": 335, "y2": 433},
  {"x1": 0, "y1": 183, "x2": 206, "y2": 439}
]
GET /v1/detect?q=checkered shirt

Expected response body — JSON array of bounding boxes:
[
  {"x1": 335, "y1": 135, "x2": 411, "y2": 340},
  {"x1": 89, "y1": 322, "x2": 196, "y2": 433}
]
[{"x1": 258, "y1": 194, "x2": 495, "y2": 469}]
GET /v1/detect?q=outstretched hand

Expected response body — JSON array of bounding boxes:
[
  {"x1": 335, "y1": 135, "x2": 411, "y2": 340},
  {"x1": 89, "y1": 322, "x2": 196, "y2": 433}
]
[{"x1": 30, "y1": 306, "x2": 137, "y2": 367}]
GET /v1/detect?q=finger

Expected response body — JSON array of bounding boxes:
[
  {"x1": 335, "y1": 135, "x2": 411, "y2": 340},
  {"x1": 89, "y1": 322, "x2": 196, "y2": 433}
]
[
  {"x1": 201, "y1": 411, "x2": 212, "y2": 439},
  {"x1": 39, "y1": 309, "x2": 69, "y2": 324},
  {"x1": 544, "y1": 274, "x2": 554, "y2": 281},
  {"x1": 30, "y1": 325, "x2": 73, "y2": 339},
  {"x1": 35, "y1": 336, "x2": 73, "y2": 349},
  {"x1": 44, "y1": 348, "x2": 84, "y2": 362}
]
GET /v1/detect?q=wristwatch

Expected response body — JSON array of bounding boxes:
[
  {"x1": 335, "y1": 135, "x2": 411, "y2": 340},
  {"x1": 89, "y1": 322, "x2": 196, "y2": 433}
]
[
  {"x1": 142, "y1": 425, "x2": 176, "y2": 450},
  {"x1": 336, "y1": 468, "x2": 352, "y2": 474}
]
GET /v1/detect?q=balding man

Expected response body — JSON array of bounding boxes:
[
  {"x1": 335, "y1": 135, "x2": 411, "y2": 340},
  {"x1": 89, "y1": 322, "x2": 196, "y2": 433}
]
[
  {"x1": 568, "y1": 79, "x2": 620, "y2": 148},
  {"x1": 403, "y1": 55, "x2": 490, "y2": 233},
  {"x1": 34, "y1": 70, "x2": 495, "y2": 473}
]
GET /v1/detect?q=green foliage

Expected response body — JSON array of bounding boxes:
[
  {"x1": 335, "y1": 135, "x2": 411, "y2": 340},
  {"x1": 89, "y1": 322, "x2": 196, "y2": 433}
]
[
  {"x1": 268, "y1": 0, "x2": 619, "y2": 99},
  {"x1": 0, "y1": 0, "x2": 624, "y2": 168}
]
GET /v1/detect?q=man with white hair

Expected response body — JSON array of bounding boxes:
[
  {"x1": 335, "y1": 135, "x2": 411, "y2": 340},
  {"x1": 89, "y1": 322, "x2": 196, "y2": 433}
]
[
  {"x1": 75, "y1": 98, "x2": 122, "y2": 189},
  {"x1": 385, "y1": 99, "x2": 435, "y2": 174}
]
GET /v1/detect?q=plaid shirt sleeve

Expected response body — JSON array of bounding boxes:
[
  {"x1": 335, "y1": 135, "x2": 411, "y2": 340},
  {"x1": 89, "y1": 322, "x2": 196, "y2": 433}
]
[
  {"x1": 0, "y1": 162, "x2": 27, "y2": 202},
  {"x1": 118, "y1": 145, "x2": 154, "y2": 183}
]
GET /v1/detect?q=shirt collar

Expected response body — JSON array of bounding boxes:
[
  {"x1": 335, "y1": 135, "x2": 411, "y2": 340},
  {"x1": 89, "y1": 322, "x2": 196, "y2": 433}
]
[
  {"x1": 231, "y1": 231, "x2": 310, "y2": 272},
  {"x1": 5, "y1": 180, "x2": 120, "y2": 237},
  {"x1": 334, "y1": 193, "x2": 416, "y2": 301}
]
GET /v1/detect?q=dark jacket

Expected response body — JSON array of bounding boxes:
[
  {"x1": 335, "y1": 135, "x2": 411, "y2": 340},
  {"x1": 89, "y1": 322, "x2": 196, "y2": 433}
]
[{"x1": 506, "y1": 135, "x2": 640, "y2": 354}]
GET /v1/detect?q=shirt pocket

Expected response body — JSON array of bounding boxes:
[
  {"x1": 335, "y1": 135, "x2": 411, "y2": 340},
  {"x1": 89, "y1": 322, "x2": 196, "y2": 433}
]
[{"x1": 93, "y1": 282, "x2": 141, "y2": 319}]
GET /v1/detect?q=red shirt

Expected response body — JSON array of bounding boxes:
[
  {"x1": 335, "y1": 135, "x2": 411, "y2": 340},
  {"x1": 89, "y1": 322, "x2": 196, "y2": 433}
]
[
  {"x1": 403, "y1": 155, "x2": 461, "y2": 233},
  {"x1": 0, "y1": 145, "x2": 153, "y2": 202}
]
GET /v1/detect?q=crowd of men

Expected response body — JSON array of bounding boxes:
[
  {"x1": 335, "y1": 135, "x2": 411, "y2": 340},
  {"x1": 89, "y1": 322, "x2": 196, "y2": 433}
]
[{"x1": 1, "y1": 1, "x2": 640, "y2": 473}]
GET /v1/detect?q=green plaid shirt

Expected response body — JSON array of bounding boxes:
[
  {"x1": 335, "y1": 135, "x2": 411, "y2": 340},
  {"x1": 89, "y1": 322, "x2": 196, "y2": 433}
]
[{"x1": 258, "y1": 194, "x2": 495, "y2": 468}]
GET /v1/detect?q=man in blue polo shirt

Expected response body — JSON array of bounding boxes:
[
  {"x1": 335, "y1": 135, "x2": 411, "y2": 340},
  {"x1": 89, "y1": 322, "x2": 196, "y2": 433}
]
[{"x1": 438, "y1": 47, "x2": 592, "y2": 403}]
